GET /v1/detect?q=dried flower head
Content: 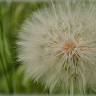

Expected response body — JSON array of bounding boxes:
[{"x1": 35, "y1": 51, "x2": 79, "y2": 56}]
[{"x1": 18, "y1": 0, "x2": 96, "y2": 94}]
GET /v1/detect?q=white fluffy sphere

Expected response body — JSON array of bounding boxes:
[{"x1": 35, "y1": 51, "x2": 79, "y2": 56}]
[{"x1": 18, "y1": 0, "x2": 96, "y2": 94}]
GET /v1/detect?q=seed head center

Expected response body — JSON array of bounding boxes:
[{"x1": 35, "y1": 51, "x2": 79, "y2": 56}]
[{"x1": 63, "y1": 41, "x2": 76, "y2": 54}]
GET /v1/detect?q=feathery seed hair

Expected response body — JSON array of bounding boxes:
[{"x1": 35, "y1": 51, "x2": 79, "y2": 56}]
[{"x1": 18, "y1": 0, "x2": 96, "y2": 94}]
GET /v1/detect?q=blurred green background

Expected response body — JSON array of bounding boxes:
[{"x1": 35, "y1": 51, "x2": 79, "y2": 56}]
[{"x1": 0, "y1": 1, "x2": 50, "y2": 94}]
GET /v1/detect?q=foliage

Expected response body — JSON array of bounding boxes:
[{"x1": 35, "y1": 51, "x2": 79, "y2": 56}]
[{"x1": 0, "y1": 1, "x2": 49, "y2": 94}]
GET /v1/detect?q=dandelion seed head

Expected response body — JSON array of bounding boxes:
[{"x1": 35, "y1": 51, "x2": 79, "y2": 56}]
[{"x1": 18, "y1": 0, "x2": 96, "y2": 94}]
